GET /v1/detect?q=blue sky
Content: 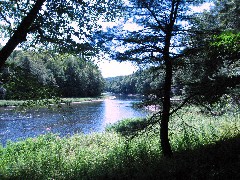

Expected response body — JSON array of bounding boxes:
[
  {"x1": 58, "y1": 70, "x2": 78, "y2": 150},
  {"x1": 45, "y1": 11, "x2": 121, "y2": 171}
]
[
  {"x1": 98, "y1": 2, "x2": 213, "y2": 78},
  {"x1": 0, "y1": 2, "x2": 213, "y2": 78}
]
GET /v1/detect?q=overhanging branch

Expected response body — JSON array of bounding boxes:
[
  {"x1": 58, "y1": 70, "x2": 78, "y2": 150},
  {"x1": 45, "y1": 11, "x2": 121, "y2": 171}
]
[{"x1": 170, "y1": 94, "x2": 195, "y2": 116}]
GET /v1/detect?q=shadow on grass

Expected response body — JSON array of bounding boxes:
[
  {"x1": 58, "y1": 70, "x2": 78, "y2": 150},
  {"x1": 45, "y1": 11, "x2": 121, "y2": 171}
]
[
  {"x1": 91, "y1": 136, "x2": 240, "y2": 180},
  {"x1": 170, "y1": 135, "x2": 240, "y2": 180}
]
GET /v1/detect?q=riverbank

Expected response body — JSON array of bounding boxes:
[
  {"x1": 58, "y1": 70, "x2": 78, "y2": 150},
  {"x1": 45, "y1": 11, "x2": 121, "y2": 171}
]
[
  {"x1": 0, "y1": 107, "x2": 239, "y2": 179},
  {"x1": 0, "y1": 94, "x2": 116, "y2": 108}
]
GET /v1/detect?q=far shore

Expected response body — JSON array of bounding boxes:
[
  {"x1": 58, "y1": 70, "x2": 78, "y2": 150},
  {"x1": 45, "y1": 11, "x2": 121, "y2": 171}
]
[{"x1": 0, "y1": 94, "x2": 116, "y2": 108}]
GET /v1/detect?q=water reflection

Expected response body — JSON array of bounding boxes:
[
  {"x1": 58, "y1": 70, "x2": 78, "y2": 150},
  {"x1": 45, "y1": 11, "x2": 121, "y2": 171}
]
[
  {"x1": 102, "y1": 98, "x2": 146, "y2": 127},
  {"x1": 0, "y1": 97, "x2": 148, "y2": 146}
]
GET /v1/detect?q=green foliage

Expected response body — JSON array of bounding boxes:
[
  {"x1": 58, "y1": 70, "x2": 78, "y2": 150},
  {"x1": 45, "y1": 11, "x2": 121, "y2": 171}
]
[
  {"x1": 211, "y1": 31, "x2": 240, "y2": 51},
  {"x1": 0, "y1": 108, "x2": 239, "y2": 179},
  {"x1": 180, "y1": 30, "x2": 240, "y2": 105},
  {"x1": 0, "y1": 50, "x2": 104, "y2": 100},
  {"x1": 179, "y1": 0, "x2": 240, "y2": 105},
  {"x1": 168, "y1": 107, "x2": 240, "y2": 151},
  {"x1": 105, "y1": 69, "x2": 168, "y2": 96},
  {"x1": 0, "y1": 100, "x2": 25, "y2": 107},
  {"x1": 0, "y1": 0, "x2": 123, "y2": 53},
  {"x1": 108, "y1": 107, "x2": 240, "y2": 152},
  {"x1": 215, "y1": 0, "x2": 240, "y2": 30},
  {"x1": 50, "y1": 54, "x2": 104, "y2": 97},
  {"x1": 105, "y1": 75, "x2": 137, "y2": 94},
  {"x1": 3, "y1": 65, "x2": 57, "y2": 100},
  {"x1": 0, "y1": 96, "x2": 105, "y2": 108},
  {"x1": 106, "y1": 118, "x2": 154, "y2": 137}
]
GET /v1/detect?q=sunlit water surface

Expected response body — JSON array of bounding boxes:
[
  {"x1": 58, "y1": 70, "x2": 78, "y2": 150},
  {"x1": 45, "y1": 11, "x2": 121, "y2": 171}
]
[{"x1": 0, "y1": 96, "x2": 148, "y2": 146}]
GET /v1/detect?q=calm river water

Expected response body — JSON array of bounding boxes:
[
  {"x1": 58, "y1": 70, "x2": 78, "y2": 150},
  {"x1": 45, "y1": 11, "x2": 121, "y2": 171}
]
[{"x1": 0, "y1": 95, "x2": 148, "y2": 146}]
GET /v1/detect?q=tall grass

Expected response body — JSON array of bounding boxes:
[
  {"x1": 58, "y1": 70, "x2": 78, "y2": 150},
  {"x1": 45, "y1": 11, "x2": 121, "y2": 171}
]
[
  {"x1": 0, "y1": 133, "x2": 126, "y2": 179},
  {"x1": 169, "y1": 107, "x2": 240, "y2": 151},
  {"x1": 0, "y1": 107, "x2": 239, "y2": 179}
]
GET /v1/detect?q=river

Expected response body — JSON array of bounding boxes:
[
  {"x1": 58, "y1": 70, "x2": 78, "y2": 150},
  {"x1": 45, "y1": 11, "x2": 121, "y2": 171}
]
[{"x1": 0, "y1": 95, "x2": 149, "y2": 146}]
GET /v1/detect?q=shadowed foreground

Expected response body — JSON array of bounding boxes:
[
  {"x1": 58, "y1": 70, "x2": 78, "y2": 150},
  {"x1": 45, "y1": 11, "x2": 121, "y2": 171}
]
[{"x1": 0, "y1": 134, "x2": 239, "y2": 179}]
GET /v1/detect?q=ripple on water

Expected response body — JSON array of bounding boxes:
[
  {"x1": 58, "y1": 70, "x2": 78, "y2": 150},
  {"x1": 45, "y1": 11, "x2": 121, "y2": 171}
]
[{"x1": 0, "y1": 97, "x2": 149, "y2": 146}]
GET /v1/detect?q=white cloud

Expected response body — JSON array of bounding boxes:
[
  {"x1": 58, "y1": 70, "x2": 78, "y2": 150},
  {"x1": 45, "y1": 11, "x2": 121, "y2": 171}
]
[
  {"x1": 191, "y1": 2, "x2": 214, "y2": 13},
  {"x1": 96, "y1": 60, "x2": 138, "y2": 78}
]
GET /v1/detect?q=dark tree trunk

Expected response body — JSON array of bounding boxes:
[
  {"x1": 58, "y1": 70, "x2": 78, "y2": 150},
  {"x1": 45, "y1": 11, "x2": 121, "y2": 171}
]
[
  {"x1": 160, "y1": 59, "x2": 173, "y2": 157},
  {"x1": 0, "y1": 0, "x2": 46, "y2": 68},
  {"x1": 159, "y1": 0, "x2": 180, "y2": 158},
  {"x1": 160, "y1": 36, "x2": 173, "y2": 157}
]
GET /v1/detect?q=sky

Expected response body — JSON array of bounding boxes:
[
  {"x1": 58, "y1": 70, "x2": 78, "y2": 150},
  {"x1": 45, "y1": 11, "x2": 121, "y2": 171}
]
[
  {"x1": 97, "y1": 2, "x2": 213, "y2": 78},
  {"x1": 96, "y1": 60, "x2": 138, "y2": 78},
  {"x1": 0, "y1": 2, "x2": 213, "y2": 78},
  {"x1": 96, "y1": 19, "x2": 142, "y2": 78}
]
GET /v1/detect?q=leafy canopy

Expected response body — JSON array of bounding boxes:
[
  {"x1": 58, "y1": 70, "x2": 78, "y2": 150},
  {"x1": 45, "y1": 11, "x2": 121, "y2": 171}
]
[{"x1": 0, "y1": 0, "x2": 123, "y2": 54}]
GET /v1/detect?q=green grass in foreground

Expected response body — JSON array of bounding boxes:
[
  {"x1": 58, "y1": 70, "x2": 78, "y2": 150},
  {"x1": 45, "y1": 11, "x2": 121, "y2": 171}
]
[{"x1": 0, "y1": 107, "x2": 239, "y2": 179}]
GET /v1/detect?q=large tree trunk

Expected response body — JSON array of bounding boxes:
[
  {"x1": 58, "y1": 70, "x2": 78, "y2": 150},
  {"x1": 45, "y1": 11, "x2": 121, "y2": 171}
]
[
  {"x1": 160, "y1": 58, "x2": 173, "y2": 157},
  {"x1": 0, "y1": 0, "x2": 46, "y2": 68},
  {"x1": 160, "y1": 27, "x2": 174, "y2": 157},
  {"x1": 159, "y1": 0, "x2": 180, "y2": 158}
]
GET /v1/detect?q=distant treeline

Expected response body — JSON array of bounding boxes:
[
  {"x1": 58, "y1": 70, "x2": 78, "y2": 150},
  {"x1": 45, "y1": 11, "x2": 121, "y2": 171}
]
[
  {"x1": 105, "y1": 69, "x2": 183, "y2": 96},
  {"x1": 0, "y1": 50, "x2": 104, "y2": 100}
]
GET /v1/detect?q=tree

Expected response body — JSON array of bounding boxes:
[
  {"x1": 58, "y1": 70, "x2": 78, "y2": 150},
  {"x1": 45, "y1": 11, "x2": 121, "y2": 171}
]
[
  {"x1": 179, "y1": 0, "x2": 240, "y2": 108},
  {"x1": 0, "y1": 0, "x2": 123, "y2": 68},
  {"x1": 0, "y1": 0, "x2": 46, "y2": 68},
  {"x1": 0, "y1": 50, "x2": 104, "y2": 99},
  {"x1": 104, "y1": 69, "x2": 165, "y2": 96},
  {"x1": 47, "y1": 54, "x2": 104, "y2": 97},
  {"x1": 98, "y1": 0, "x2": 239, "y2": 157},
  {"x1": 180, "y1": 31, "x2": 240, "y2": 106},
  {"x1": 99, "y1": 0, "x2": 214, "y2": 157},
  {"x1": 2, "y1": 56, "x2": 57, "y2": 100},
  {"x1": 215, "y1": 0, "x2": 240, "y2": 30}
]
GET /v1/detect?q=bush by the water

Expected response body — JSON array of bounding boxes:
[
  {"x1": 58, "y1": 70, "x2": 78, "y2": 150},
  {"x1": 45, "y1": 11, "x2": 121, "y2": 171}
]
[{"x1": 0, "y1": 107, "x2": 239, "y2": 179}]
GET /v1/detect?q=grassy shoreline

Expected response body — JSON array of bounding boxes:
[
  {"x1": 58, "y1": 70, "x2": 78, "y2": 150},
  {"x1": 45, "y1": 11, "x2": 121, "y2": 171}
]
[
  {"x1": 0, "y1": 107, "x2": 239, "y2": 179},
  {"x1": 0, "y1": 94, "x2": 115, "y2": 108}
]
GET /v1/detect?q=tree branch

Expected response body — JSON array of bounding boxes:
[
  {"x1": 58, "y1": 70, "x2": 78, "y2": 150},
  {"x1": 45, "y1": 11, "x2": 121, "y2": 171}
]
[
  {"x1": 0, "y1": 11, "x2": 12, "y2": 27},
  {"x1": 170, "y1": 94, "x2": 195, "y2": 116},
  {"x1": 143, "y1": 2, "x2": 166, "y2": 33},
  {"x1": 0, "y1": 0, "x2": 46, "y2": 68}
]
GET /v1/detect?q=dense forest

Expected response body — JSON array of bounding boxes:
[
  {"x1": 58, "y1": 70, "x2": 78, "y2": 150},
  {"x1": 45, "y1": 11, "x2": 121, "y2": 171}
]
[
  {"x1": 105, "y1": 69, "x2": 183, "y2": 96},
  {"x1": 0, "y1": 50, "x2": 104, "y2": 100}
]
